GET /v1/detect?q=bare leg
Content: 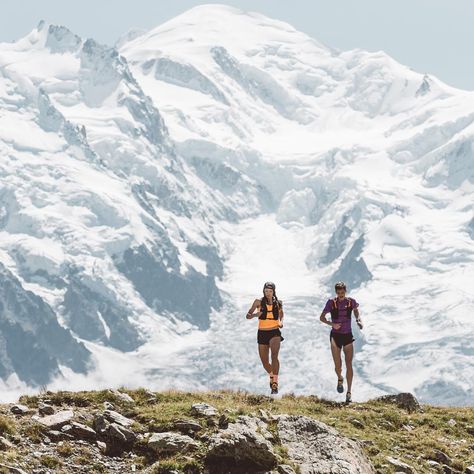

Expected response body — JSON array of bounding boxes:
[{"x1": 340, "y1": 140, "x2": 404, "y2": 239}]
[
  {"x1": 258, "y1": 344, "x2": 272, "y2": 375},
  {"x1": 330, "y1": 337, "x2": 343, "y2": 380},
  {"x1": 269, "y1": 337, "x2": 281, "y2": 376},
  {"x1": 343, "y1": 343, "x2": 354, "y2": 393}
]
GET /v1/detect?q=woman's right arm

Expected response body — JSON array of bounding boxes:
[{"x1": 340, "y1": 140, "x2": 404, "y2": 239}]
[
  {"x1": 320, "y1": 310, "x2": 341, "y2": 330},
  {"x1": 319, "y1": 311, "x2": 332, "y2": 326},
  {"x1": 246, "y1": 299, "x2": 260, "y2": 319}
]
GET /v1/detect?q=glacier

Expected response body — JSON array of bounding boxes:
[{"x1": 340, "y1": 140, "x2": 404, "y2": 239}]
[{"x1": 0, "y1": 4, "x2": 473, "y2": 405}]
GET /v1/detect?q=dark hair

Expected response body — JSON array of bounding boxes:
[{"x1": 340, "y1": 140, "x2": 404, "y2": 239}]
[
  {"x1": 335, "y1": 281, "x2": 347, "y2": 291},
  {"x1": 262, "y1": 282, "x2": 278, "y2": 305}
]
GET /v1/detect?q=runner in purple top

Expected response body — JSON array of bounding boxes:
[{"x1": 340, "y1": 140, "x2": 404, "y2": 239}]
[{"x1": 320, "y1": 281, "x2": 363, "y2": 403}]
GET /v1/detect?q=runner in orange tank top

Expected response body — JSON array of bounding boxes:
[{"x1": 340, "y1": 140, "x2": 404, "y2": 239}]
[{"x1": 246, "y1": 282, "x2": 284, "y2": 394}]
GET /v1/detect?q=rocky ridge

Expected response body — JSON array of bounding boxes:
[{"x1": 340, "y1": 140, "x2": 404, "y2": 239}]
[{"x1": 0, "y1": 389, "x2": 472, "y2": 473}]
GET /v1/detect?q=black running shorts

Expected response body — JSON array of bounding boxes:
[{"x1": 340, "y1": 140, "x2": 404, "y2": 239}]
[
  {"x1": 257, "y1": 328, "x2": 284, "y2": 345},
  {"x1": 330, "y1": 331, "x2": 354, "y2": 349}
]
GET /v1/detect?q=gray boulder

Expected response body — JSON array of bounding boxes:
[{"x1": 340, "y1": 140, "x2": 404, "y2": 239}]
[
  {"x1": 92, "y1": 409, "x2": 136, "y2": 455},
  {"x1": 38, "y1": 403, "x2": 54, "y2": 416},
  {"x1": 10, "y1": 404, "x2": 30, "y2": 415},
  {"x1": 148, "y1": 432, "x2": 199, "y2": 454},
  {"x1": 103, "y1": 401, "x2": 115, "y2": 410},
  {"x1": 386, "y1": 456, "x2": 415, "y2": 473},
  {"x1": 191, "y1": 402, "x2": 218, "y2": 418},
  {"x1": 277, "y1": 415, "x2": 375, "y2": 474},
  {"x1": 205, "y1": 415, "x2": 277, "y2": 472},
  {"x1": 61, "y1": 421, "x2": 96, "y2": 440},
  {"x1": 37, "y1": 409, "x2": 74, "y2": 429},
  {"x1": 92, "y1": 414, "x2": 108, "y2": 435},
  {"x1": 106, "y1": 422, "x2": 136, "y2": 443},
  {"x1": 431, "y1": 449, "x2": 452, "y2": 466},
  {"x1": 47, "y1": 430, "x2": 74, "y2": 442},
  {"x1": 173, "y1": 419, "x2": 202, "y2": 434},
  {"x1": 104, "y1": 422, "x2": 137, "y2": 456},
  {"x1": 375, "y1": 393, "x2": 421, "y2": 413},
  {"x1": 103, "y1": 409, "x2": 133, "y2": 427},
  {"x1": 109, "y1": 389, "x2": 135, "y2": 404}
]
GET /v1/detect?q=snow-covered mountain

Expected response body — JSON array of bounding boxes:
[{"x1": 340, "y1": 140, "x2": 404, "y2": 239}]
[{"x1": 0, "y1": 4, "x2": 473, "y2": 404}]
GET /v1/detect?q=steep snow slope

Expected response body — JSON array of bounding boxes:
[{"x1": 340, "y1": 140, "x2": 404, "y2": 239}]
[{"x1": 0, "y1": 5, "x2": 473, "y2": 404}]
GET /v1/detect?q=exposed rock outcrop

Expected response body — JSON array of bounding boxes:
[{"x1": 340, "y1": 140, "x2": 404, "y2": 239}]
[
  {"x1": 205, "y1": 415, "x2": 278, "y2": 472},
  {"x1": 277, "y1": 415, "x2": 375, "y2": 474}
]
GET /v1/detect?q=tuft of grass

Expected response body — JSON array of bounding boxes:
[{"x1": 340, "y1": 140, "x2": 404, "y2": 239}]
[
  {"x1": 75, "y1": 455, "x2": 91, "y2": 465},
  {"x1": 40, "y1": 454, "x2": 62, "y2": 468},
  {"x1": 150, "y1": 457, "x2": 202, "y2": 474},
  {"x1": 56, "y1": 441, "x2": 74, "y2": 457},
  {"x1": 0, "y1": 415, "x2": 16, "y2": 436},
  {"x1": 0, "y1": 448, "x2": 20, "y2": 464},
  {"x1": 21, "y1": 423, "x2": 44, "y2": 443}
]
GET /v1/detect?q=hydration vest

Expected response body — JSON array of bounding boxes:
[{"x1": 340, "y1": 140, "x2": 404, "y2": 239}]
[
  {"x1": 330, "y1": 297, "x2": 353, "y2": 319},
  {"x1": 259, "y1": 297, "x2": 281, "y2": 320}
]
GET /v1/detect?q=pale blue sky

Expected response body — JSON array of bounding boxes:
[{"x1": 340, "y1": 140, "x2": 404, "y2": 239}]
[{"x1": 1, "y1": 0, "x2": 473, "y2": 90}]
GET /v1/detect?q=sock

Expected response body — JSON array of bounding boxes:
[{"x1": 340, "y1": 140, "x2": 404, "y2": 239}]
[{"x1": 269, "y1": 372, "x2": 273, "y2": 380}]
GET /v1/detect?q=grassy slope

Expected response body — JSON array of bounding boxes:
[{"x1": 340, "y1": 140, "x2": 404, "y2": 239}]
[{"x1": 0, "y1": 389, "x2": 472, "y2": 473}]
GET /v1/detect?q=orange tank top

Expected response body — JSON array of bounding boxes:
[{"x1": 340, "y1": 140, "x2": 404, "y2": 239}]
[{"x1": 258, "y1": 303, "x2": 280, "y2": 330}]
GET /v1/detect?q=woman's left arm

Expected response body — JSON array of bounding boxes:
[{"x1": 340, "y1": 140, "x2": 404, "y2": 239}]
[
  {"x1": 279, "y1": 303, "x2": 284, "y2": 327},
  {"x1": 354, "y1": 308, "x2": 363, "y2": 329}
]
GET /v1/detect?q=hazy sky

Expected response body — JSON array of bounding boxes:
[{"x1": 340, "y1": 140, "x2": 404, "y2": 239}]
[{"x1": 1, "y1": 0, "x2": 473, "y2": 90}]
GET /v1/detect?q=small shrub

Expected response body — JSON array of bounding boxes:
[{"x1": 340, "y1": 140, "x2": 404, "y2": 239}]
[
  {"x1": 22, "y1": 424, "x2": 43, "y2": 443},
  {"x1": 0, "y1": 415, "x2": 15, "y2": 435}
]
